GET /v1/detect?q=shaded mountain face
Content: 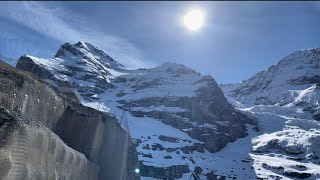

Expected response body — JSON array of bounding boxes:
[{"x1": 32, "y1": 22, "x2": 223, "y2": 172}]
[
  {"x1": 221, "y1": 48, "x2": 320, "y2": 120},
  {"x1": 16, "y1": 41, "x2": 254, "y2": 179}
]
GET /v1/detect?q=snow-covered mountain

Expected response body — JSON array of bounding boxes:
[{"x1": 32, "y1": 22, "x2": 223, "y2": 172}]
[
  {"x1": 16, "y1": 41, "x2": 255, "y2": 179},
  {"x1": 0, "y1": 54, "x2": 17, "y2": 67},
  {"x1": 15, "y1": 41, "x2": 320, "y2": 179},
  {"x1": 221, "y1": 48, "x2": 320, "y2": 120},
  {"x1": 220, "y1": 48, "x2": 320, "y2": 179}
]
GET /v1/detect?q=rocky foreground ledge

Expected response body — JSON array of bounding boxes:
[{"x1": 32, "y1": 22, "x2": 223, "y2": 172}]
[{"x1": 0, "y1": 60, "x2": 140, "y2": 180}]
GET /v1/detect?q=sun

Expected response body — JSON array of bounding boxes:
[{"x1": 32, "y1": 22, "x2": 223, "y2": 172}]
[{"x1": 182, "y1": 8, "x2": 205, "y2": 31}]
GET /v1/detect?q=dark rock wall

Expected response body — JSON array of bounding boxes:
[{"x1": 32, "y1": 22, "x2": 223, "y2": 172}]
[
  {"x1": 118, "y1": 85, "x2": 252, "y2": 153},
  {"x1": 0, "y1": 61, "x2": 139, "y2": 180},
  {"x1": 0, "y1": 108, "x2": 99, "y2": 180}
]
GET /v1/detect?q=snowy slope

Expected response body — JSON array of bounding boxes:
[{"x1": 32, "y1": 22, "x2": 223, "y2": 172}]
[
  {"x1": 221, "y1": 48, "x2": 320, "y2": 120},
  {"x1": 16, "y1": 41, "x2": 254, "y2": 179},
  {"x1": 226, "y1": 101, "x2": 320, "y2": 179}
]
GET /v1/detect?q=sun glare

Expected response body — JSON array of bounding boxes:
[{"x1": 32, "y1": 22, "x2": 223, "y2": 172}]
[{"x1": 182, "y1": 8, "x2": 205, "y2": 31}]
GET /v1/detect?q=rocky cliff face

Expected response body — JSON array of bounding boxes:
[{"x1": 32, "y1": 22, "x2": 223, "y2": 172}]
[
  {"x1": 0, "y1": 61, "x2": 139, "y2": 180},
  {"x1": 16, "y1": 41, "x2": 254, "y2": 179},
  {"x1": 221, "y1": 48, "x2": 320, "y2": 120}
]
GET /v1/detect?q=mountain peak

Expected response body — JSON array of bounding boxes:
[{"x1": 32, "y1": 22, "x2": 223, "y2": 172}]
[
  {"x1": 53, "y1": 41, "x2": 125, "y2": 70},
  {"x1": 74, "y1": 41, "x2": 106, "y2": 56},
  {"x1": 159, "y1": 62, "x2": 187, "y2": 69},
  {"x1": 55, "y1": 41, "x2": 114, "y2": 61},
  {"x1": 277, "y1": 47, "x2": 320, "y2": 67},
  {"x1": 152, "y1": 62, "x2": 201, "y2": 76}
]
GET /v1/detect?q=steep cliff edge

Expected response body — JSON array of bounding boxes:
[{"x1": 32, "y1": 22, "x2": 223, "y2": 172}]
[{"x1": 0, "y1": 60, "x2": 140, "y2": 180}]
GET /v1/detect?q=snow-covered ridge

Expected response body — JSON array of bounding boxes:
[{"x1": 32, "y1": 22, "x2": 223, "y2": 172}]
[
  {"x1": 221, "y1": 47, "x2": 320, "y2": 120},
  {"x1": 277, "y1": 48, "x2": 320, "y2": 67}
]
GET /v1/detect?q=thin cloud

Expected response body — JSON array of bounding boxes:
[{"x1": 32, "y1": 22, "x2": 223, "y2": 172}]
[{"x1": 0, "y1": 2, "x2": 153, "y2": 68}]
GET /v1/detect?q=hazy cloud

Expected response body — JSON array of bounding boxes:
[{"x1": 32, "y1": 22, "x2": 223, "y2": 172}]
[{"x1": 0, "y1": 2, "x2": 153, "y2": 68}]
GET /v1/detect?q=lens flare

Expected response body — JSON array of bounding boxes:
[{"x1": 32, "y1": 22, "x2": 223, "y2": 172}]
[{"x1": 182, "y1": 8, "x2": 205, "y2": 31}]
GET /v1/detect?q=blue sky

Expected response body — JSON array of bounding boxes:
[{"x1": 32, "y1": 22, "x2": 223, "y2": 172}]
[{"x1": 1, "y1": 1, "x2": 320, "y2": 84}]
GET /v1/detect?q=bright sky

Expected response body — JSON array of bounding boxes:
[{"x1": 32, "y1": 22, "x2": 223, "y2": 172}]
[{"x1": 1, "y1": 1, "x2": 320, "y2": 84}]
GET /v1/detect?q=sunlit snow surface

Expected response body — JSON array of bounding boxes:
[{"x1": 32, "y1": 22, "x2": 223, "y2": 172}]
[{"x1": 227, "y1": 98, "x2": 320, "y2": 179}]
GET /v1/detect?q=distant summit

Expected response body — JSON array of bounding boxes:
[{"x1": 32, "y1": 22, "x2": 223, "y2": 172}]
[
  {"x1": 54, "y1": 41, "x2": 125, "y2": 70},
  {"x1": 221, "y1": 47, "x2": 320, "y2": 119}
]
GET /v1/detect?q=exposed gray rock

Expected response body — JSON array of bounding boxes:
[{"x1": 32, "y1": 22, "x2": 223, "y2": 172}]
[
  {"x1": 139, "y1": 164, "x2": 190, "y2": 179},
  {"x1": 205, "y1": 171, "x2": 226, "y2": 180},
  {"x1": 283, "y1": 170, "x2": 311, "y2": 179},
  {"x1": 158, "y1": 135, "x2": 179, "y2": 143},
  {"x1": 0, "y1": 61, "x2": 140, "y2": 180},
  {"x1": 118, "y1": 92, "x2": 252, "y2": 153}
]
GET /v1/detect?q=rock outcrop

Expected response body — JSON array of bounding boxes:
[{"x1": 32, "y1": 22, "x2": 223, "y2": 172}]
[{"x1": 0, "y1": 61, "x2": 140, "y2": 180}]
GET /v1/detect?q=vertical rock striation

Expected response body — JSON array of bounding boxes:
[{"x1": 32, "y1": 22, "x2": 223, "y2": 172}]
[{"x1": 0, "y1": 61, "x2": 140, "y2": 180}]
